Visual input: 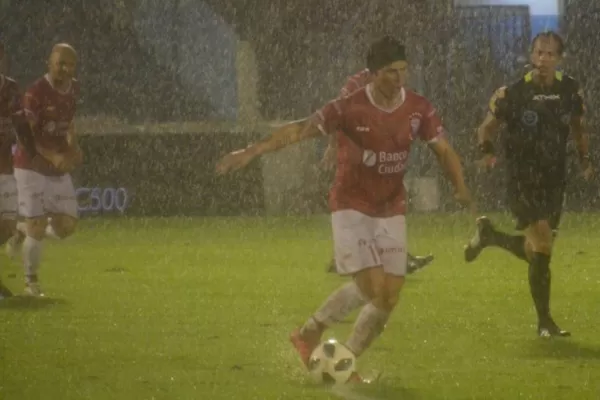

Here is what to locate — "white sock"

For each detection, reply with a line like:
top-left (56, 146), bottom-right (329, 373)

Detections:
top-left (45, 224), bottom-right (60, 240)
top-left (16, 221), bottom-right (27, 235)
top-left (344, 303), bottom-right (390, 357)
top-left (301, 282), bottom-right (368, 335)
top-left (23, 236), bottom-right (43, 280)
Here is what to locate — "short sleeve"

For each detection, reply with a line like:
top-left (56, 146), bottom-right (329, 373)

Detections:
top-left (488, 86), bottom-right (508, 120)
top-left (571, 83), bottom-right (585, 117)
top-left (338, 70), bottom-right (368, 98)
top-left (22, 87), bottom-right (41, 122)
top-left (419, 101), bottom-right (445, 143)
top-left (339, 79), bottom-right (360, 98)
top-left (313, 97), bottom-right (345, 136)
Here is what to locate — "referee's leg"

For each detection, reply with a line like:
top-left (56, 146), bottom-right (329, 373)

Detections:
top-left (522, 208), bottom-right (569, 337)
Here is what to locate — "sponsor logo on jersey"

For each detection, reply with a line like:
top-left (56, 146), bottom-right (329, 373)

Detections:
top-left (533, 94), bottom-right (560, 101)
top-left (362, 149), bottom-right (409, 174)
top-left (362, 150), bottom-right (377, 167)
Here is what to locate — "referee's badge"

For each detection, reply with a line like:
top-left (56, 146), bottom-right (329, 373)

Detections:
top-left (521, 110), bottom-right (538, 126)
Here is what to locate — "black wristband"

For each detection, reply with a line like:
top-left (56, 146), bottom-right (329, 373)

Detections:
top-left (478, 140), bottom-right (494, 155)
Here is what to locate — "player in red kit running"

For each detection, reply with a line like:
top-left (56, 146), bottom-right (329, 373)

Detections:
top-left (0, 40), bottom-right (19, 299)
top-left (11, 43), bottom-right (82, 296)
top-left (217, 37), bottom-right (473, 382)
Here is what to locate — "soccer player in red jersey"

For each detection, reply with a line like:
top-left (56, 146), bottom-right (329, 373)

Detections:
top-left (322, 69), bottom-right (434, 274)
top-left (263, 69), bottom-right (436, 275)
top-left (217, 37), bottom-right (473, 382)
top-left (11, 43), bottom-right (82, 296)
top-left (0, 40), bottom-right (18, 299)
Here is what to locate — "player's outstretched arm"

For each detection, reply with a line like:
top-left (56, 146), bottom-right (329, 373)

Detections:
top-left (476, 87), bottom-right (506, 169)
top-left (216, 118), bottom-right (321, 175)
top-left (429, 138), bottom-right (474, 212)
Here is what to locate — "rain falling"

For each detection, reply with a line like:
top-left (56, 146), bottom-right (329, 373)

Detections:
top-left (0, 1), bottom-right (598, 399)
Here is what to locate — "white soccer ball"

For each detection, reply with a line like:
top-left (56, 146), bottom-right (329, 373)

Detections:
top-left (307, 339), bottom-right (356, 385)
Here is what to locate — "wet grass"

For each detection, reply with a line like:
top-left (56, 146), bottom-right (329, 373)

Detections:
top-left (0, 212), bottom-right (599, 399)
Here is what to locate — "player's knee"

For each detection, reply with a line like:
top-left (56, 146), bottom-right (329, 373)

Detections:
top-left (527, 221), bottom-right (554, 254)
top-left (25, 217), bottom-right (47, 240)
top-left (535, 240), bottom-right (553, 255)
top-left (52, 216), bottom-right (77, 238)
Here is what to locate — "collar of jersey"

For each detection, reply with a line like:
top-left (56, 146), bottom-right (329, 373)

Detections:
top-left (524, 70), bottom-right (563, 83)
top-left (365, 83), bottom-right (406, 113)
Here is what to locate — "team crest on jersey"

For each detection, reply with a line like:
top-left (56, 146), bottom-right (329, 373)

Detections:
top-left (521, 110), bottom-right (538, 126)
top-left (409, 112), bottom-right (422, 137)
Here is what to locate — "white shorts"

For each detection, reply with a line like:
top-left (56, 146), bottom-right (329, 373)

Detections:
top-left (14, 168), bottom-right (78, 218)
top-left (332, 210), bottom-right (407, 277)
top-left (0, 174), bottom-right (17, 220)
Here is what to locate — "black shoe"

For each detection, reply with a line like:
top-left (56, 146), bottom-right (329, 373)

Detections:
top-left (407, 254), bottom-right (434, 274)
top-left (464, 216), bottom-right (494, 262)
top-left (326, 258), bottom-right (336, 274)
top-left (538, 318), bottom-right (571, 338)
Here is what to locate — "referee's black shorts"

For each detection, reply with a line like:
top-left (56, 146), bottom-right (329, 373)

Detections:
top-left (508, 182), bottom-right (565, 231)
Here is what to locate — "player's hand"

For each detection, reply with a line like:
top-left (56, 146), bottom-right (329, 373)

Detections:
top-left (216, 148), bottom-right (256, 175)
top-left (40, 149), bottom-right (77, 173)
top-left (52, 155), bottom-right (74, 173)
top-left (475, 155), bottom-right (496, 172)
top-left (320, 145), bottom-right (336, 170)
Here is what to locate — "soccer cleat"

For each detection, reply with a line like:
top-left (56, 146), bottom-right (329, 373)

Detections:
top-left (538, 319), bottom-right (571, 338)
top-left (464, 216), bottom-right (495, 262)
top-left (290, 328), bottom-right (319, 367)
top-left (6, 231), bottom-right (25, 260)
top-left (407, 253), bottom-right (435, 274)
top-left (24, 282), bottom-right (45, 297)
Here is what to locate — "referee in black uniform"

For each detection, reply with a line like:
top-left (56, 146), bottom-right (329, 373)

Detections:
top-left (463, 31), bottom-right (593, 337)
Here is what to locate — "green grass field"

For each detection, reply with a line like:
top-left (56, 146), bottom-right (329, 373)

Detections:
top-left (1, 213), bottom-right (599, 400)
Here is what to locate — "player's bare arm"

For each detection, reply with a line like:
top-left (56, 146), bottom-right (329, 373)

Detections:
top-left (476, 87), bottom-right (506, 169)
top-left (216, 118), bottom-right (320, 174)
top-left (569, 89), bottom-right (593, 179)
top-left (428, 137), bottom-right (473, 209)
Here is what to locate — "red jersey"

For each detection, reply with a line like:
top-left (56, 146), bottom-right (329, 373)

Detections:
top-left (315, 84), bottom-right (445, 217)
top-left (0, 75), bottom-right (19, 174)
top-left (14, 75), bottom-right (79, 176)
